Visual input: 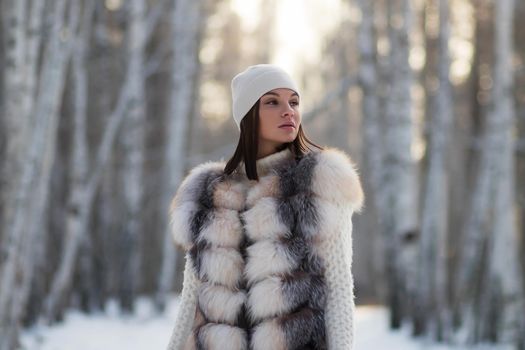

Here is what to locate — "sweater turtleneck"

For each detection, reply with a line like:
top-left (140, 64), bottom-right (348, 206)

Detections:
top-left (236, 147), bottom-right (294, 178)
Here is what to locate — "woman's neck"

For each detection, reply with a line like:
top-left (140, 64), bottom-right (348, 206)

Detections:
top-left (257, 142), bottom-right (284, 159)
top-left (236, 147), bottom-right (293, 177)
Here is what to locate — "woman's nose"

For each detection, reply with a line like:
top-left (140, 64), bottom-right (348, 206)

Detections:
top-left (281, 103), bottom-right (294, 117)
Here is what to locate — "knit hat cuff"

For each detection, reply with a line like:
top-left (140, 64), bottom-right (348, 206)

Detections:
top-left (232, 68), bottom-right (299, 129)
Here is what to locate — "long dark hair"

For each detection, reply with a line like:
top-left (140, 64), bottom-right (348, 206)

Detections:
top-left (224, 100), bottom-right (323, 181)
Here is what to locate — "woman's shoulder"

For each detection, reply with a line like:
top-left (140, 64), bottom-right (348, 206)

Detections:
top-left (172, 160), bottom-right (226, 203)
top-left (306, 147), bottom-right (365, 212)
top-left (169, 160), bottom-right (226, 250)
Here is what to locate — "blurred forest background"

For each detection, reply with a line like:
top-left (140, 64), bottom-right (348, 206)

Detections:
top-left (1, 0), bottom-right (524, 349)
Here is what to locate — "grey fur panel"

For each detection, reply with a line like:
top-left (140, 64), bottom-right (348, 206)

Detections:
top-left (282, 308), bottom-right (326, 349)
top-left (281, 271), bottom-right (326, 311)
top-left (188, 170), bottom-right (224, 274)
top-left (274, 153), bottom-right (327, 349)
top-left (277, 153), bottom-right (319, 238)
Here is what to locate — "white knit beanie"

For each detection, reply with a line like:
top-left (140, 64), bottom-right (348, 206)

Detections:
top-left (231, 64), bottom-right (300, 130)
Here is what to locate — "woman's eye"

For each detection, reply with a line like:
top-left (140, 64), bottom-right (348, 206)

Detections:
top-left (264, 99), bottom-right (298, 106)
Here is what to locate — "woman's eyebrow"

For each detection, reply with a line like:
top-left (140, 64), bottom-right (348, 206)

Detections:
top-left (262, 91), bottom-right (299, 98)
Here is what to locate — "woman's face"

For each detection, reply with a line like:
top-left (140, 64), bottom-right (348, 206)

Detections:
top-left (257, 88), bottom-right (301, 155)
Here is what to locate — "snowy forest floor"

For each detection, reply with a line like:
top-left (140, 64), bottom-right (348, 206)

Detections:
top-left (20, 296), bottom-right (506, 350)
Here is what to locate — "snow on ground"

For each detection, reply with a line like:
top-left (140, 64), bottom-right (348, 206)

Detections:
top-left (20, 297), bottom-right (506, 350)
top-left (353, 305), bottom-right (506, 350)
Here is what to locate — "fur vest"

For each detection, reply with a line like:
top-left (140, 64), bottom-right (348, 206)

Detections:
top-left (170, 147), bottom-right (364, 350)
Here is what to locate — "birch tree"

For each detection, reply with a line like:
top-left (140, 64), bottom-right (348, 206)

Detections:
top-left (43, 0), bottom-right (99, 322)
top-left (0, 0), bottom-right (76, 347)
top-left (454, 0), bottom-right (523, 345)
top-left (156, 0), bottom-right (206, 309)
top-left (43, 0), bottom-right (164, 320)
top-left (0, 0), bottom-right (29, 234)
top-left (357, 0), bottom-right (388, 302)
top-left (117, 0), bottom-right (148, 312)
top-left (415, 0), bottom-right (453, 340)
top-left (476, 0), bottom-right (524, 345)
top-left (0, 1), bottom-right (30, 345)
top-left (382, 0), bottom-right (417, 328)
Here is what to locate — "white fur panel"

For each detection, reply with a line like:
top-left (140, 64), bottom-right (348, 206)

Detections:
top-left (198, 283), bottom-right (246, 324)
top-left (242, 197), bottom-right (289, 241)
top-left (200, 248), bottom-right (244, 288)
top-left (198, 323), bottom-right (247, 350)
top-left (244, 241), bottom-right (297, 285)
top-left (213, 179), bottom-right (246, 211)
top-left (311, 148), bottom-right (364, 212)
top-left (251, 319), bottom-right (286, 350)
top-left (169, 200), bottom-right (196, 250)
top-left (196, 208), bottom-right (243, 248)
top-left (247, 276), bottom-right (289, 322)
top-left (245, 174), bottom-right (280, 208)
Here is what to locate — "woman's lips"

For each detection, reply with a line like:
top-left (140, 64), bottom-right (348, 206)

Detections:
top-left (279, 124), bottom-right (295, 130)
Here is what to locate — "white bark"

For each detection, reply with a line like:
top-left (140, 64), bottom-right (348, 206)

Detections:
top-left (455, 0), bottom-right (523, 345)
top-left (382, 0), bottom-right (417, 328)
top-left (0, 0), bottom-right (45, 332)
top-left (478, 0), bottom-right (523, 344)
top-left (118, 0), bottom-right (147, 311)
top-left (43, 0), bottom-right (96, 322)
top-left (43, 0), bottom-right (153, 319)
top-left (0, 0), bottom-right (28, 263)
top-left (0, 1), bottom-right (28, 345)
top-left (357, 0), bottom-right (387, 303)
top-left (416, 0), bottom-right (452, 340)
top-left (0, 0), bottom-right (28, 214)
top-left (156, 0), bottom-right (204, 309)
top-left (0, 0), bottom-right (73, 347)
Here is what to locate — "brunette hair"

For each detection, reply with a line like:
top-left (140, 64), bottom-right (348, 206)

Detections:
top-left (224, 100), bottom-right (323, 181)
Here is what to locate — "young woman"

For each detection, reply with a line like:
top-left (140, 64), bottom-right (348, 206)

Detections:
top-left (166, 64), bottom-right (364, 350)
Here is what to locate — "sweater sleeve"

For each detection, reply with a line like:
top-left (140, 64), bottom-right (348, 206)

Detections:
top-left (166, 252), bottom-right (200, 350)
top-left (317, 202), bottom-right (356, 350)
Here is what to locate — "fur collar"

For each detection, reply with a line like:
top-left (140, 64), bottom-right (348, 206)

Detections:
top-left (169, 146), bottom-right (364, 252)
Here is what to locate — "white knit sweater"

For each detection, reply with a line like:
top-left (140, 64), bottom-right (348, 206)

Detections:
top-left (167, 147), bottom-right (361, 349)
top-left (167, 205), bottom-right (356, 350)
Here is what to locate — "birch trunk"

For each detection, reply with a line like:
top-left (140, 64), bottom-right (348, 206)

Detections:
top-left (43, 0), bottom-right (96, 322)
top-left (0, 0), bottom-right (28, 231)
top-left (118, 0), bottom-right (147, 312)
top-left (0, 0), bottom-right (28, 238)
top-left (67, 0), bottom-right (93, 311)
top-left (0, 0), bottom-right (44, 329)
top-left (330, 41), bottom-right (351, 150)
top-left (156, 0), bottom-right (205, 310)
top-left (357, 0), bottom-right (387, 303)
top-left (0, 0), bottom-right (73, 347)
top-left (415, 0), bottom-right (452, 340)
top-left (517, 3), bottom-right (525, 344)
top-left (0, 0), bottom-right (29, 345)
top-left (453, 9), bottom-right (496, 347)
top-left (383, 0), bottom-right (417, 328)
top-left (454, 0), bottom-right (523, 345)
top-left (477, 0), bottom-right (523, 345)
top-left (17, 0), bottom-right (80, 325)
